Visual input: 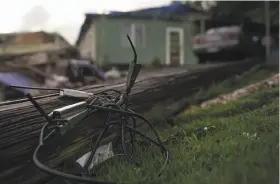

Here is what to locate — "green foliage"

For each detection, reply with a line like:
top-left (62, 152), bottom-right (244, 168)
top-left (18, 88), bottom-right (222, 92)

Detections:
top-left (94, 86), bottom-right (279, 183)
top-left (170, 65), bottom-right (276, 112)
top-left (186, 1), bottom-right (279, 25)
top-left (210, 1), bottom-right (279, 24)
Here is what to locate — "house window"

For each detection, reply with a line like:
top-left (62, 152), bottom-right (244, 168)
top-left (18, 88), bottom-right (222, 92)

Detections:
top-left (121, 23), bottom-right (146, 48)
top-left (121, 23), bottom-right (134, 47)
top-left (135, 24), bottom-right (146, 48)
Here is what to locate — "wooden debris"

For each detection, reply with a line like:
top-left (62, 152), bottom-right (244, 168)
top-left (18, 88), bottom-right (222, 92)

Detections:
top-left (200, 73), bottom-right (279, 108)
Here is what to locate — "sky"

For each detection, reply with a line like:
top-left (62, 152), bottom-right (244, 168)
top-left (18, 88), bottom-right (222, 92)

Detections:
top-left (0, 0), bottom-right (172, 44)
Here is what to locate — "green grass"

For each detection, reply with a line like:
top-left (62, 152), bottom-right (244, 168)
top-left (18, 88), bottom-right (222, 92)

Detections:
top-left (83, 66), bottom-right (278, 183)
top-left (192, 65), bottom-right (277, 100)
top-left (96, 87), bottom-right (279, 184)
top-left (165, 65), bottom-right (277, 115)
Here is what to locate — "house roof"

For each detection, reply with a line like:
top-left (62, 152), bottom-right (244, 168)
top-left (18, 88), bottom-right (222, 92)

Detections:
top-left (76, 1), bottom-right (206, 46)
top-left (0, 31), bottom-right (71, 46)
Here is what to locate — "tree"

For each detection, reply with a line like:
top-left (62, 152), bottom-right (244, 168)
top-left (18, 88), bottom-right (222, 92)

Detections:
top-left (209, 1), bottom-right (279, 25)
top-left (185, 1), bottom-right (279, 25)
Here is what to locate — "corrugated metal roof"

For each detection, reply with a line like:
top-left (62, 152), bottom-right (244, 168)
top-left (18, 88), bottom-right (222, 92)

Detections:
top-left (0, 73), bottom-right (32, 94)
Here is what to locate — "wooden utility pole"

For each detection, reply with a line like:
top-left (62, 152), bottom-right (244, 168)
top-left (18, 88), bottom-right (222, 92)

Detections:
top-left (200, 19), bottom-right (205, 34)
top-left (264, 1), bottom-right (270, 61)
top-left (0, 60), bottom-right (258, 184)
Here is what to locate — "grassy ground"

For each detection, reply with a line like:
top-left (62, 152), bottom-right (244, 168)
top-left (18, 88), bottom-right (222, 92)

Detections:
top-left (93, 66), bottom-right (279, 184)
top-left (97, 87), bottom-right (279, 184)
top-left (166, 65), bottom-right (278, 115)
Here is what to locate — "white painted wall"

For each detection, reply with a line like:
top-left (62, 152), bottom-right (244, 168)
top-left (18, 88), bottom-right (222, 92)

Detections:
top-left (78, 22), bottom-right (96, 60)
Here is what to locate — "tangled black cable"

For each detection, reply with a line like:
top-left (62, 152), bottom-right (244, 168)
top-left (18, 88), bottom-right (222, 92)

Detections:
top-left (23, 35), bottom-right (169, 184)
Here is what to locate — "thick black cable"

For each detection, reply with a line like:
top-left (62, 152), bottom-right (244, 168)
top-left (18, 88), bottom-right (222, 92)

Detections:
top-left (85, 103), bottom-right (169, 180)
top-left (33, 123), bottom-right (115, 184)
top-left (9, 85), bottom-right (60, 91)
top-left (27, 34), bottom-right (169, 184)
top-left (30, 96), bottom-right (169, 184)
top-left (118, 124), bottom-right (169, 177)
top-left (26, 93), bottom-right (53, 124)
top-left (32, 108), bottom-right (169, 184)
top-left (121, 121), bottom-right (139, 166)
top-left (102, 121), bottom-right (169, 181)
top-left (86, 104), bottom-right (164, 144)
top-left (84, 124), bottom-right (110, 170)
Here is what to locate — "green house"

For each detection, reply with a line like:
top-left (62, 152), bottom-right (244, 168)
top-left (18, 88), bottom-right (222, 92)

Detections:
top-left (76, 1), bottom-right (208, 67)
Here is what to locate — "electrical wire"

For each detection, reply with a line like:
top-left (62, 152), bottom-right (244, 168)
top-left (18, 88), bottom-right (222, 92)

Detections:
top-left (33, 123), bottom-right (115, 184)
top-left (29, 88), bottom-right (169, 184)
top-left (9, 85), bottom-right (61, 91)
top-left (26, 35), bottom-right (169, 184)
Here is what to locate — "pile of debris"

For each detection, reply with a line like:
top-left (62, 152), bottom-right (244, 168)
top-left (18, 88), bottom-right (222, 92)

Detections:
top-left (0, 47), bottom-right (124, 101)
top-left (200, 73), bottom-right (279, 108)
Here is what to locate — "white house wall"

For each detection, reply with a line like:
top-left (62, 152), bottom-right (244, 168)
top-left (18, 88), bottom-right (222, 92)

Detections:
top-left (184, 21), bottom-right (198, 64)
top-left (78, 22), bottom-right (96, 60)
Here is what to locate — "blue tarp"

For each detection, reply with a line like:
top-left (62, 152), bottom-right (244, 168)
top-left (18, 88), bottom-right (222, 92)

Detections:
top-left (130, 1), bottom-right (186, 15)
top-left (88, 1), bottom-right (188, 18)
top-left (0, 72), bottom-right (32, 94)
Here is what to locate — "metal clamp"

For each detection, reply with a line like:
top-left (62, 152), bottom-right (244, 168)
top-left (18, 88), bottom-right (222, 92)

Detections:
top-left (49, 101), bottom-right (89, 135)
top-left (59, 89), bottom-right (93, 99)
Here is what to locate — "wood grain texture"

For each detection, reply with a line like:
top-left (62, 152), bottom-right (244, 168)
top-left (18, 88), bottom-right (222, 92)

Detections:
top-left (0, 60), bottom-right (257, 184)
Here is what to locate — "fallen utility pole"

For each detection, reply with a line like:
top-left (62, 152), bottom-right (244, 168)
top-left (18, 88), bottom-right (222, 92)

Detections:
top-left (0, 59), bottom-right (258, 184)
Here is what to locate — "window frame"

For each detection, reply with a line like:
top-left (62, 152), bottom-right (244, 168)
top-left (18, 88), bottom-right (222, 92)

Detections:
top-left (121, 23), bottom-right (146, 48)
top-left (135, 23), bottom-right (146, 48)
